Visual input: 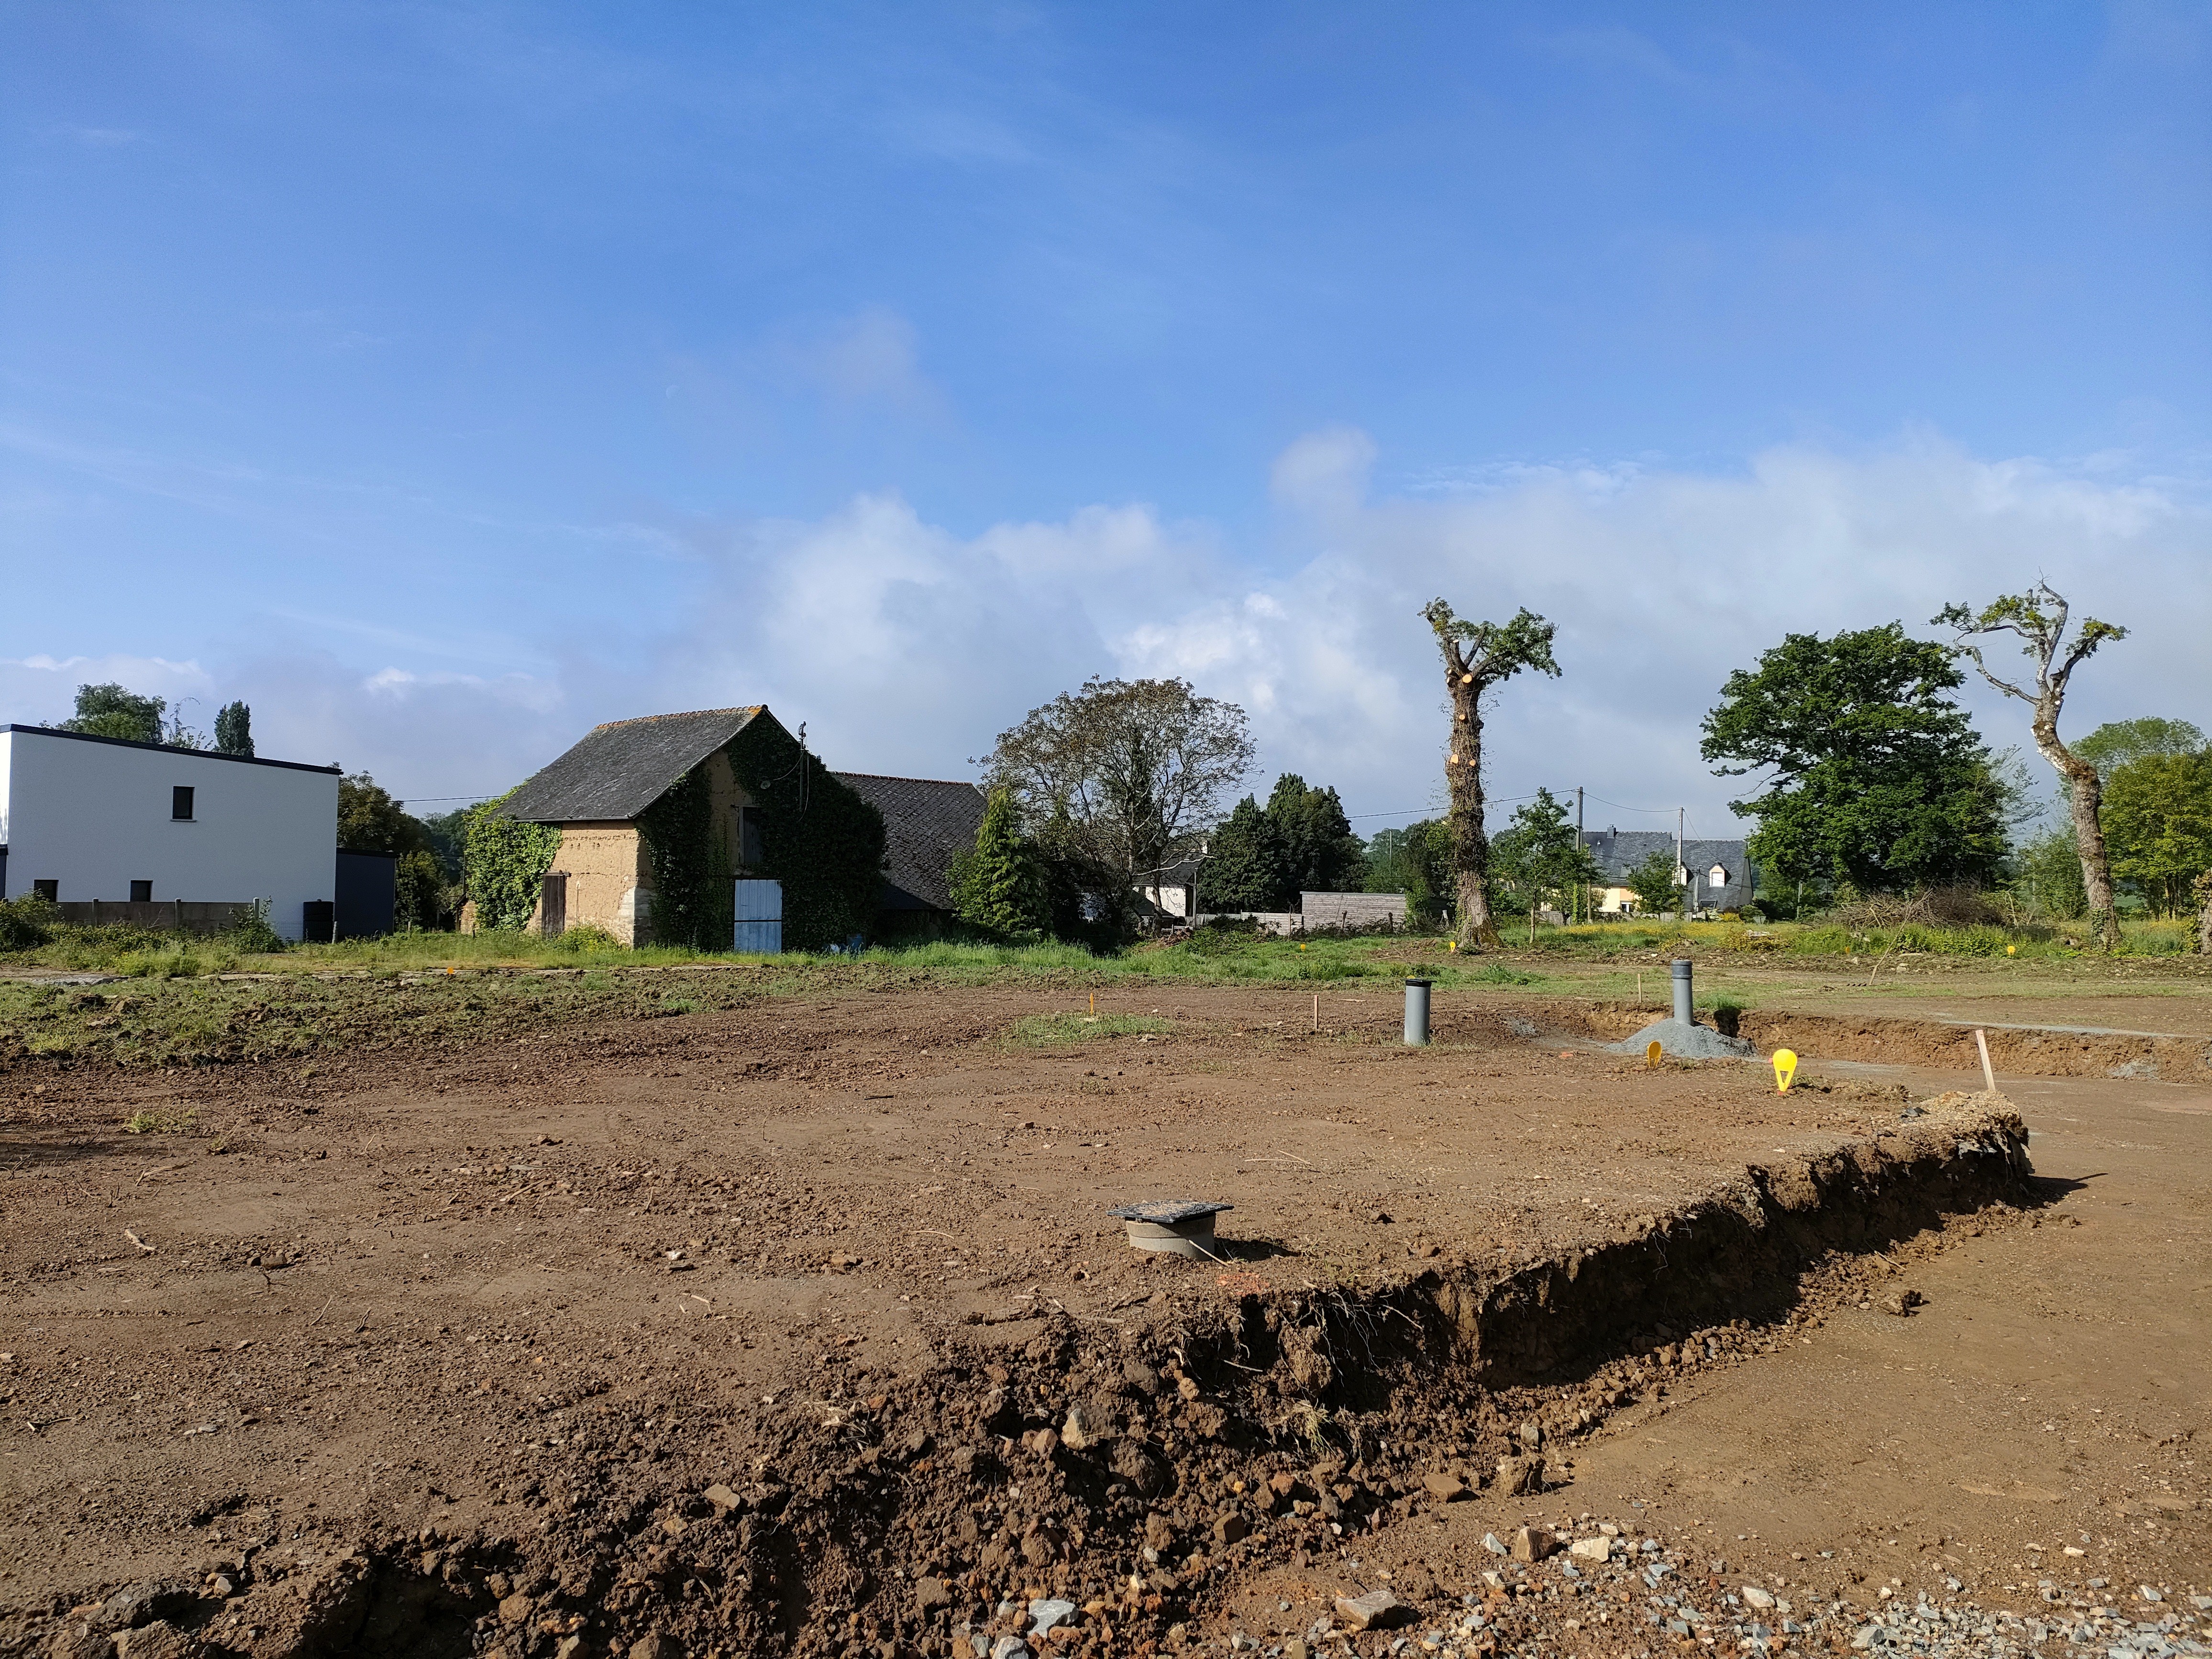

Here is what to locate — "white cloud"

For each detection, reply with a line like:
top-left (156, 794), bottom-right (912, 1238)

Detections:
top-left (4, 433), bottom-right (2203, 835)
top-left (1268, 425), bottom-right (1375, 515)
top-left (778, 306), bottom-right (941, 413)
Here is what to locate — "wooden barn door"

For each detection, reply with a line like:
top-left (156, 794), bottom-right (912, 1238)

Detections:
top-left (540, 872), bottom-right (567, 939)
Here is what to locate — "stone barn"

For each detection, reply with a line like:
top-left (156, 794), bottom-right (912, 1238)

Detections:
top-left (482, 705), bottom-right (885, 950)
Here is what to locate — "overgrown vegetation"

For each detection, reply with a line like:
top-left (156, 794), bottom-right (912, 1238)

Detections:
top-left (634, 764), bottom-right (727, 949)
top-left (725, 719), bottom-right (886, 951)
top-left (462, 789), bottom-right (564, 931)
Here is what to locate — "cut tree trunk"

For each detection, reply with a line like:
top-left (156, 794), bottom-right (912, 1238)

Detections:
top-left (2196, 874), bottom-right (2212, 957)
top-left (2035, 712), bottom-right (2119, 950)
top-left (1448, 685), bottom-right (1503, 951)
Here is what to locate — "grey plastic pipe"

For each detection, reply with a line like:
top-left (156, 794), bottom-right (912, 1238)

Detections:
top-left (1671, 957), bottom-right (1694, 1025)
top-left (1404, 978), bottom-right (1432, 1046)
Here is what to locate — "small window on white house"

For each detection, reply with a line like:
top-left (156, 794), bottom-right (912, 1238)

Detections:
top-left (172, 785), bottom-right (195, 821)
top-left (1709, 864), bottom-right (1728, 888)
top-left (130, 880), bottom-right (153, 902)
top-left (33, 879), bottom-right (58, 902)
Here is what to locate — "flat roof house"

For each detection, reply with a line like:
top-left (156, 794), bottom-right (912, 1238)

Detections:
top-left (0, 724), bottom-right (340, 940)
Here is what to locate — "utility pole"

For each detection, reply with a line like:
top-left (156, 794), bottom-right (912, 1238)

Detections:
top-left (1678, 807), bottom-right (1688, 923)
top-left (1575, 786), bottom-right (1585, 924)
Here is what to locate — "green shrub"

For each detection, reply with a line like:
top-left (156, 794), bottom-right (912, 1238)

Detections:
top-left (0, 894), bottom-right (59, 951)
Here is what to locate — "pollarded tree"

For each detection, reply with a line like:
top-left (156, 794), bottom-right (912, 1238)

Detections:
top-left (1934, 584), bottom-right (2127, 948)
top-left (1421, 599), bottom-right (1560, 950)
top-left (1702, 623), bottom-right (2008, 896)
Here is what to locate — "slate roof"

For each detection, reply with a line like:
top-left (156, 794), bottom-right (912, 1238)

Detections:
top-left (499, 707), bottom-right (770, 823)
top-left (1581, 828), bottom-right (1757, 907)
top-left (833, 772), bottom-right (986, 913)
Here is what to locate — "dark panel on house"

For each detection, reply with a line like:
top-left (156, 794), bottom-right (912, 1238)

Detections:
top-left (831, 772), bottom-right (986, 914)
top-left (335, 849), bottom-right (398, 939)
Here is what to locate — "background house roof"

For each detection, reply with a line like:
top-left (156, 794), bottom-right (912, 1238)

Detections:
top-left (499, 706), bottom-right (768, 823)
top-left (833, 772), bottom-right (984, 913)
top-left (1581, 828), bottom-right (1757, 900)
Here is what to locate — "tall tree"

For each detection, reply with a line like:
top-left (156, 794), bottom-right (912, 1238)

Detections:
top-left (1487, 787), bottom-right (1604, 943)
top-left (1702, 623), bottom-right (2007, 895)
top-left (2072, 717), bottom-right (2203, 779)
top-left (1422, 600), bottom-right (1560, 949)
top-left (2101, 750), bottom-right (2212, 919)
top-left (1935, 584), bottom-right (2128, 947)
top-left (59, 683), bottom-right (165, 744)
top-left (214, 700), bottom-right (254, 756)
top-left (1195, 796), bottom-right (1284, 911)
top-left (1266, 774), bottom-right (1367, 896)
top-left (1362, 820), bottom-right (1454, 924)
top-left (1625, 849), bottom-right (1686, 918)
top-left (948, 788), bottom-right (1048, 936)
top-left (983, 676), bottom-right (1254, 882)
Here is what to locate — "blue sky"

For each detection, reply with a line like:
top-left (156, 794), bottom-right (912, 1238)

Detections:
top-left (4, 3), bottom-right (2208, 836)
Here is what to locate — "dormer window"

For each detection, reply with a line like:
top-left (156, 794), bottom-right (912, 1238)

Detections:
top-left (1708, 863), bottom-right (1728, 887)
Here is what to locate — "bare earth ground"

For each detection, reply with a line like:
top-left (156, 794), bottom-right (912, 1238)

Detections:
top-left (1, 975), bottom-right (2207, 1659)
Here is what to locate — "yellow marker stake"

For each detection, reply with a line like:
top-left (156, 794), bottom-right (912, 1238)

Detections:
top-left (1448, 940), bottom-right (1457, 952)
top-left (1090, 992), bottom-right (1095, 1016)
top-left (1773, 1048), bottom-right (1799, 1094)
top-left (1646, 1039), bottom-right (1662, 1069)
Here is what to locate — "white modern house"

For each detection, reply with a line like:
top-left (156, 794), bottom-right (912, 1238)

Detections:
top-left (0, 726), bottom-right (341, 941)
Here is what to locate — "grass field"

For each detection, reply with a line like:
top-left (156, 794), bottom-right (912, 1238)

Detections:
top-left (2, 911), bottom-right (2206, 1069)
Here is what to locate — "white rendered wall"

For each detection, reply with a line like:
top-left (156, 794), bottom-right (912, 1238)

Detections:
top-left (0, 730), bottom-right (339, 940)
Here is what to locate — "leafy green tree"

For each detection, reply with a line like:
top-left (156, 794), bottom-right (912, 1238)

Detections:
top-left (2012, 825), bottom-right (2088, 920)
top-left (338, 773), bottom-right (456, 931)
top-left (1423, 599), bottom-right (1561, 949)
top-left (1266, 774), bottom-right (1366, 896)
top-left (949, 788), bottom-right (1048, 935)
top-left (1196, 796), bottom-right (1285, 911)
top-left (1487, 787), bottom-right (1604, 941)
top-left (983, 676), bottom-right (1254, 880)
top-left (1624, 849), bottom-right (1685, 918)
top-left (1361, 820), bottom-right (1454, 924)
top-left (213, 700), bottom-right (254, 756)
top-left (2073, 718), bottom-right (2203, 780)
top-left (1702, 623), bottom-right (2007, 894)
top-left (2102, 751), bottom-right (2212, 918)
top-left (60, 682), bottom-right (166, 743)
top-left (1935, 583), bottom-right (2127, 947)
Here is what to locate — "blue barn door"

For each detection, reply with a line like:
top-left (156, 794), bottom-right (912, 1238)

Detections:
top-left (732, 878), bottom-right (783, 954)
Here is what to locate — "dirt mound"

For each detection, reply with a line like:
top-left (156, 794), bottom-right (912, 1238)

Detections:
top-left (0, 1076), bottom-right (2030, 1658)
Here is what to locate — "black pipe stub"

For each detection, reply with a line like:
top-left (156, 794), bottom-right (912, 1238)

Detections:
top-left (1107, 1199), bottom-right (1233, 1258)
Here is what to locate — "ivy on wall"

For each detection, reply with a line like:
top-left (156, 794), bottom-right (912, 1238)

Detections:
top-left (726, 721), bottom-right (886, 951)
top-left (465, 789), bottom-right (563, 931)
top-left (635, 766), bottom-right (727, 950)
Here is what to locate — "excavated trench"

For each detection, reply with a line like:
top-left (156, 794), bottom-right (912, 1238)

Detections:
top-left (48, 1093), bottom-right (2042, 1659)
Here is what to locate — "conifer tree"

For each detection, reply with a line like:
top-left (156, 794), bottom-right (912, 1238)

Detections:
top-left (950, 788), bottom-right (1046, 935)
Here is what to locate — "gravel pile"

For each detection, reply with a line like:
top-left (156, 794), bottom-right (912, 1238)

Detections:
top-left (1605, 1017), bottom-right (1756, 1060)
